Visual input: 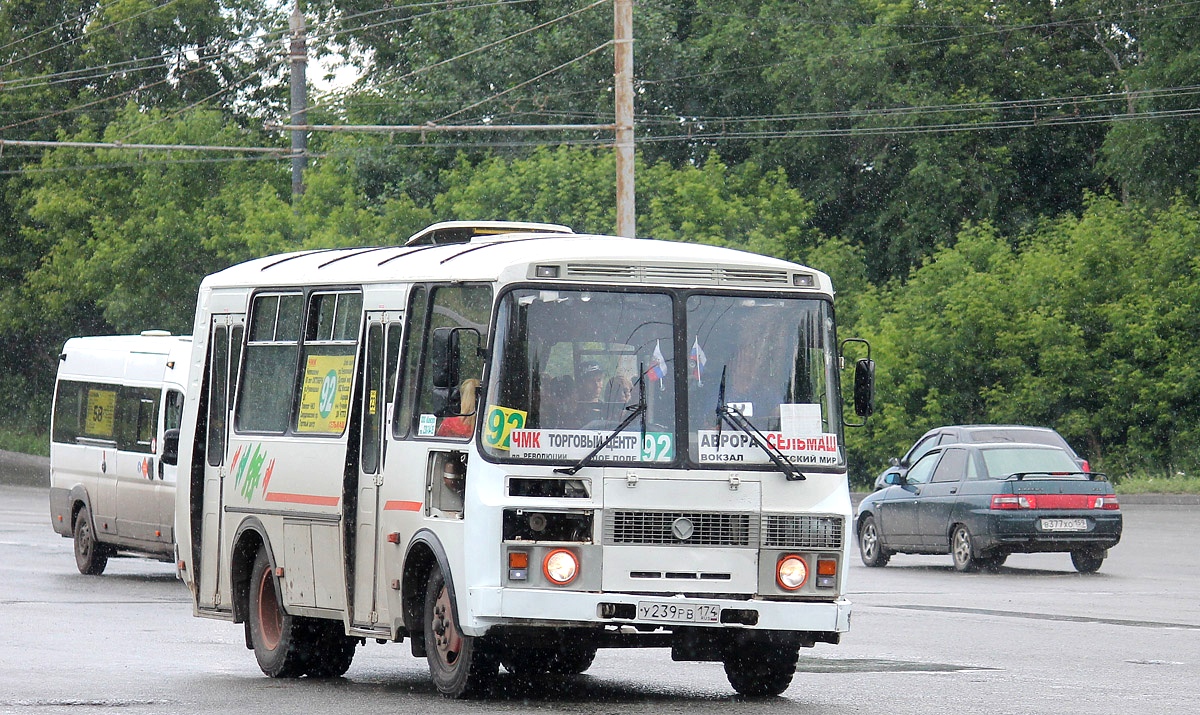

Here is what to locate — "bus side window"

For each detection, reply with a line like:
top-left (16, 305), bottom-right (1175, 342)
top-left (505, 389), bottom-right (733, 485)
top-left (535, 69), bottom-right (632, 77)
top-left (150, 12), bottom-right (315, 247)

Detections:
top-left (416, 285), bottom-right (491, 437)
top-left (237, 293), bottom-right (303, 434)
top-left (395, 286), bottom-right (428, 438)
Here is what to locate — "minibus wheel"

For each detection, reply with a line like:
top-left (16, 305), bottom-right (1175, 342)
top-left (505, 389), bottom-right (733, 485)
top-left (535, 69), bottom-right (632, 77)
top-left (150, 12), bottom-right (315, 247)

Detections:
top-left (73, 509), bottom-right (109, 576)
top-left (248, 547), bottom-right (310, 677)
top-left (423, 568), bottom-right (498, 697)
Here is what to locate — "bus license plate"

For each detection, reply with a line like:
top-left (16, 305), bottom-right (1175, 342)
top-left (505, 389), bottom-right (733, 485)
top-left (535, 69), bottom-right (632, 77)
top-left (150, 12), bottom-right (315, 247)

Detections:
top-left (637, 601), bottom-right (720, 624)
top-left (1040, 518), bottom-right (1087, 532)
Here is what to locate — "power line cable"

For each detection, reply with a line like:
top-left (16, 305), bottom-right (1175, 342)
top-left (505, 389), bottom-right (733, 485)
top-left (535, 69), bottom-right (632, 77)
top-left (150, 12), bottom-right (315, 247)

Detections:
top-left (0, 0), bottom-right (183, 72)
top-left (307, 0), bottom-right (609, 114)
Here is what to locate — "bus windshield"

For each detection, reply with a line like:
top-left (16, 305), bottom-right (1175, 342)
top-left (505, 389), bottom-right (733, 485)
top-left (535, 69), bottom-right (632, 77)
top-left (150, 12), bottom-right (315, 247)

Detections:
top-left (482, 287), bottom-right (844, 470)
top-left (686, 294), bottom-right (843, 469)
top-left (483, 288), bottom-right (676, 464)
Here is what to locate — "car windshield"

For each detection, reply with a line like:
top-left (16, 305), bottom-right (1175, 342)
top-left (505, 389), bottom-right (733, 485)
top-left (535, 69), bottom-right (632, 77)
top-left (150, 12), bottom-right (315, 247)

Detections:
top-left (980, 446), bottom-right (1082, 478)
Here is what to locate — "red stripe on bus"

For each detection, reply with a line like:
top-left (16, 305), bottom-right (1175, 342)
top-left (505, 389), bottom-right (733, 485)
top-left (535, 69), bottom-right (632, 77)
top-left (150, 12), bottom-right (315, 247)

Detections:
top-left (264, 492), bottom-right (340, 507)
top-left (384, 500), bottom-right (423, 512)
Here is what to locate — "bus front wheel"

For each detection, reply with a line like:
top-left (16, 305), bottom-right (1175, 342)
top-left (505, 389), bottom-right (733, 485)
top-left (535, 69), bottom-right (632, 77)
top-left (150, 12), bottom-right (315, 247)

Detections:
top-left (424, 568), bottom-right (498, 698)
top-left (723, 640), bottom-right (799, 697)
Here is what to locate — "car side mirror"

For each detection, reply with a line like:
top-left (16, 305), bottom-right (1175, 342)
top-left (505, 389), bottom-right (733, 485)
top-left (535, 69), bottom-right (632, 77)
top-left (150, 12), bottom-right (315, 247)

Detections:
top-left (884, 472), bottom-right (904, 486)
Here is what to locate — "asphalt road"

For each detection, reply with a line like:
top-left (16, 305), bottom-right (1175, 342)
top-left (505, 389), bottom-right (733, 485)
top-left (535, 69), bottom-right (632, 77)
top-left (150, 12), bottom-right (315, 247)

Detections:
top-left (2, 464), bottom-right (1198, 714)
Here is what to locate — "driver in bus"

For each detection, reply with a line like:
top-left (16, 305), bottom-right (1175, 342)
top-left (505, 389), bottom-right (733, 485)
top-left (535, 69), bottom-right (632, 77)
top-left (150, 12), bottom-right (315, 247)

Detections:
top-left (575, 361), bottom-right (606, 402)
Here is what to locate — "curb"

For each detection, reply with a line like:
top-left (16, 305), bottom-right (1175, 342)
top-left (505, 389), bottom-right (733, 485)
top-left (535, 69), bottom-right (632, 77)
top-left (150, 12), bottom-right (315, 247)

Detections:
top-left (0, 450), bottom-right (49, 488)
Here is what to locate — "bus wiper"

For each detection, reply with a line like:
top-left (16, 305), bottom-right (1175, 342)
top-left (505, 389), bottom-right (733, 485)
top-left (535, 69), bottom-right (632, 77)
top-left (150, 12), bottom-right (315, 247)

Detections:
top-left (715, 366), bottom-right (805, 481)
top-left (555, 371), bottom-right (647, 476)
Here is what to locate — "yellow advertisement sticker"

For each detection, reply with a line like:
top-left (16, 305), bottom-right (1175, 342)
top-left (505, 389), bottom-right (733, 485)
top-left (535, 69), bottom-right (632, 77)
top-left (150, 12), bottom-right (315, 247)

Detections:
top-left (296, 354), bottom-right (355, 434)
top-left (84, 388), bottom-right (116, 438)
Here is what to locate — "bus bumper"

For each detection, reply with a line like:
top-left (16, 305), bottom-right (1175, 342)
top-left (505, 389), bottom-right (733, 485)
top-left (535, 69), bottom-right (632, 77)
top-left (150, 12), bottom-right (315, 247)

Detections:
top-left (466, 586), bottom-right (851, 635)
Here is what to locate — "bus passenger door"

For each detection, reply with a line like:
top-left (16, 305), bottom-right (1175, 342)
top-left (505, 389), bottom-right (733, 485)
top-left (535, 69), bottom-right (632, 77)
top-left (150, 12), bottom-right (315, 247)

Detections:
top-left (199, 315), bottom-right (243, 611)
top-left (351, 312), bottom-right (396, 631)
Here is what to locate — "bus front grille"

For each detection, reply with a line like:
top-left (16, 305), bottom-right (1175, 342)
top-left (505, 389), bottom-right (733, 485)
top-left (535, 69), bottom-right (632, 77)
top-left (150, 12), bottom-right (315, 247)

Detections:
top-left (761, 514), bottom-right (844, 549)
top-left (604, 511), bottom-right (756, 546)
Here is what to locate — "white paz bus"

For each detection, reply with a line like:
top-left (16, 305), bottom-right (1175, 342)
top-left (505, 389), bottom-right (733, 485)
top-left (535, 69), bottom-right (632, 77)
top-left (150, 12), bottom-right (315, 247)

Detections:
top-left (174, 221), bottom-right (874, 697)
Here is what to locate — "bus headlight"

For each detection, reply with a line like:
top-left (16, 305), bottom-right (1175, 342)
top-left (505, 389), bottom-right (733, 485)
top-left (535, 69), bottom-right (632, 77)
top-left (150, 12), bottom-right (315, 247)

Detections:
top-left (776, 554), bottom-right (808, 590)
top-left (543, 548), bottom-right (579, 585)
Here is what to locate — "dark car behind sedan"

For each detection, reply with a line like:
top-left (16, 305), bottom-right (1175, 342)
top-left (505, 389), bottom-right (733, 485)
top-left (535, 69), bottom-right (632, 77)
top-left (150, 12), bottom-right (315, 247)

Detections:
top-left (872, 424), bottom-right (1086, 490)
top-left (856, 443), bottom-right (1121, 573)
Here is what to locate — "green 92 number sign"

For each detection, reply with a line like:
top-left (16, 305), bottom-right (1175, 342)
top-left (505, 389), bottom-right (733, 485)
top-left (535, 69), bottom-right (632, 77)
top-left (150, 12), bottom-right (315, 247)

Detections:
top-left (483, 405), bottom-right (527, 450)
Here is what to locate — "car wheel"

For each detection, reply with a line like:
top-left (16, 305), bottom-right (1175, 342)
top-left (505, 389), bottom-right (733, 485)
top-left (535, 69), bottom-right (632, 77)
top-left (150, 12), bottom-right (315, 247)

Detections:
top-left (73, 509), bottom-right (110, 575)
top-left (950, 525), bottom-right (980, 572)
top-left (424, 568), bottom-right (498, 698)
top-left (1070, 548), bottom-right (1106, 574)
top-left (858, 515), bottom-right (891, 567)
top-left (979, 552), bottom-right (1008, 571)
top-left (723, 640), bottom-right (798, 697)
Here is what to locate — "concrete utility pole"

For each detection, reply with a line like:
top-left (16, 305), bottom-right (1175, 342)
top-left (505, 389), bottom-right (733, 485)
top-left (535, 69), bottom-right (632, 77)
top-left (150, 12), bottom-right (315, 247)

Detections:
top-left (614, 0), bottom-right (634, 237)
top-left (289, 2), bottom-right (308, 198)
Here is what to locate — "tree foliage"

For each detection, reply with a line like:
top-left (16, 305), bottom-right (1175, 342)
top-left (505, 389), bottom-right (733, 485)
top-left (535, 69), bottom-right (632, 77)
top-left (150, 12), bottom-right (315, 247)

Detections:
top-left (3, 0), bottom-right (1200, 479)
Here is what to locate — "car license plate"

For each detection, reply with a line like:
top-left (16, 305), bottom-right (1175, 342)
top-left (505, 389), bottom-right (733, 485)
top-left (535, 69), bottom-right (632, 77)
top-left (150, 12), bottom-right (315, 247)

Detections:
top-left (1040, 518), bottom-right (1087, 532)
top-left (636, 601), bottom-right (720, 624)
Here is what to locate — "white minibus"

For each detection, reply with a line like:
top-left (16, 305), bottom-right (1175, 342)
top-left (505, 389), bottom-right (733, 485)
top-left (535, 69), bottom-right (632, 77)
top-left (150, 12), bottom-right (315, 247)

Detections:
top-left (49, 332), bottom-right (193, 574)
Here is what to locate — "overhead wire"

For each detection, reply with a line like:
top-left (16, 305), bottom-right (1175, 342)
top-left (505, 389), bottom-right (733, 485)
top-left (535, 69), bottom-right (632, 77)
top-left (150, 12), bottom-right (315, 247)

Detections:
top-left (0, 0), bottom-right (184, 73)
top-left (306, 0), bottom-right (610, 115)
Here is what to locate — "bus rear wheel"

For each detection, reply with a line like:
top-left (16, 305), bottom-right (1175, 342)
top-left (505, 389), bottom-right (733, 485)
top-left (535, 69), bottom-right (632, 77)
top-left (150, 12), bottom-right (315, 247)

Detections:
top-left (248, 547), bottom-right (318, 678)
top-left (424, 568), bottom-right (498, 698)
top-left (73, 509), bottom-right (110, 575)
top-left (304, 620), bottom-right (358, 677)
top-left (723, 640), bottom-right (799, 697)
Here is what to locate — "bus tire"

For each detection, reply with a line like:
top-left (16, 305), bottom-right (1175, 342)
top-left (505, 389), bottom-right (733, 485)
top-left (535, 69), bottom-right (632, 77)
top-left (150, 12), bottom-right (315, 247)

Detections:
top-left (502, 644), bottom-right (598, 676)
top-left (723, 640), bottom-right (798, 697)
top-left (424, 568), bottom-right (498, 698)
top-left (304, 620), bottom-right (357, 678)
top-left (73, 509), bottom-right (109, 575)
top-left (248, 547), bottom-right (310, 678)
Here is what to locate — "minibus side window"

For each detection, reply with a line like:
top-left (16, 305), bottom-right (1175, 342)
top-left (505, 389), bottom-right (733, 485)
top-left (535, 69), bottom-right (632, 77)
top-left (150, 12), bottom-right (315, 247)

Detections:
top-left (294, 291), bottom-right (362, 436)
top-left (130, 391), bottom-right (158, 451)
top-left (415, 284), bottom-right (491, 438)
top-left (395, 286), bottom-right (427, 438)
top-left (237, 293), bottom-right (303, 433)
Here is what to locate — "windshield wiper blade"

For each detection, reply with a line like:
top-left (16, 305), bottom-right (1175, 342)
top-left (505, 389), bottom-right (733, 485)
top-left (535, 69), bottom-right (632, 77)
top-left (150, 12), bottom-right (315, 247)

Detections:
top-left (555, 374), bottom-right (648, 476)
top-left (715, 366), bottom-right (805, 481)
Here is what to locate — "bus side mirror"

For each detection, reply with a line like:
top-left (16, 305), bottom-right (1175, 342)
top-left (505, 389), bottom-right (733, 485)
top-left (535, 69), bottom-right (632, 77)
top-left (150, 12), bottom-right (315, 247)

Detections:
top-left (162, 428), bottom-right (180, 466)
top-left (854, 358), bottom-right (875, 417)
top-left (431, 327), bottom-right (461, 392)
top-left (840, 338), bottom-right (874, 427)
